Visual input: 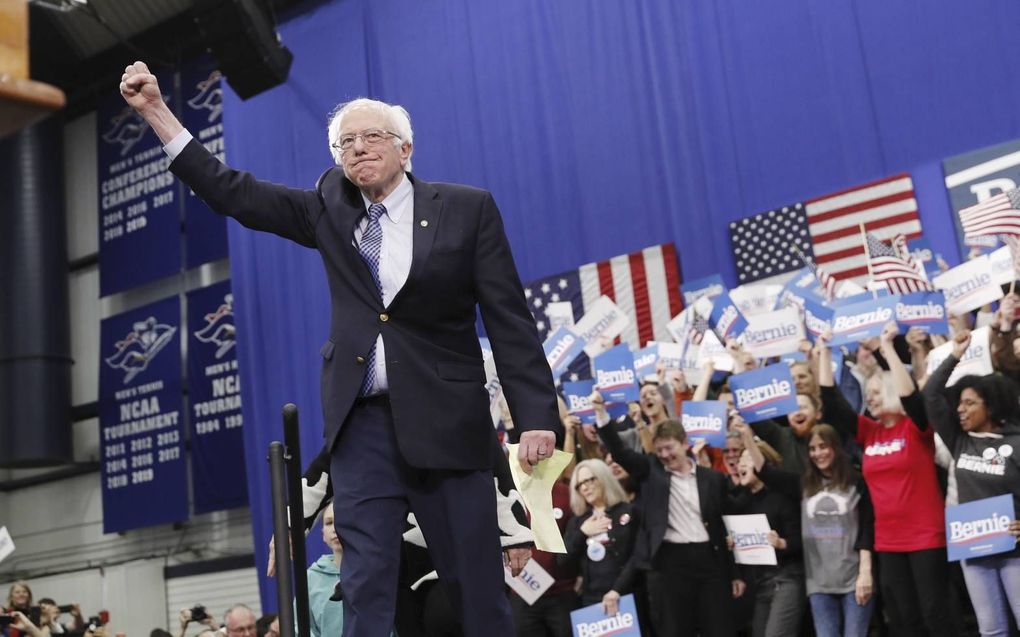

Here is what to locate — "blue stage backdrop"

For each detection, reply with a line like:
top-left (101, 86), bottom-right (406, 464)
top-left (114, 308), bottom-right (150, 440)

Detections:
top-left (215, 0), bottom-right (1020, 608)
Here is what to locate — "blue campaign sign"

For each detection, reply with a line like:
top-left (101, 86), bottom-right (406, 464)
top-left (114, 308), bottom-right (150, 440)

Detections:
top-left (96, 70), bottom-right (181, 296)
top-left (99, 296), bottom-right (188, 533)
top-left (896, 291), bottom-right (949, 335)
top-left (729, 364), bottom-right (799, 423)
top-left (802, 296), bottom-right (834, 343)
top-left (946, 494), bottom-right (1017, 562)
top-left (187, 281), bottom-right (248, 513)
top-left (563, 379), bottom-right (597, 424)
top-left (907, 237), bottom-right (942, 280)
top-left (708, 292), bottom-right (749, 341)
top-left (829, 295), bottom-right (899, 347)
top-left (544, 326), bottom-right (587, 379)
top-left (571, 593), bottom-right (641, 637)
top-left (681, 401), bottom-right (727, 447)
top-left (592, 344), bottom-right (639, 405)
top-left (633, 345), bottom-right (659, 381)
top-left (681, 274), bottom-right (726, 306)
top-left (180, 54), bottom-right (229, 269)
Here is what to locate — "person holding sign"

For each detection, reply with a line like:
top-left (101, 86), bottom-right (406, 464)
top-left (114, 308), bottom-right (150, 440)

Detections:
top-left (923, 329), bottom-right (1020, 636)
top-left (727, 428), bottom-right (805, 637)
top-left (817, 323), bottom-right (953, 637)
top-left (560, 460), bottom-right (640, 619)
top-left (590, 393), bottom-right (743, 637)
top-left (119, 62), bottom-right (561, 637)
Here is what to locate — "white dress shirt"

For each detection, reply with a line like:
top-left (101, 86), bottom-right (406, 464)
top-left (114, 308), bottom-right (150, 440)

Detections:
top-left (163, 129), bottom-right (415, 394)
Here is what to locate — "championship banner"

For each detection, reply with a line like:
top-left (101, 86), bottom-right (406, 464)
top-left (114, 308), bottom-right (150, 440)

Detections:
top-left (180, 55), bottom-right (229, 269)
top-left (543, 326), bottom-right (586, 380)
top-left (741, 307), bottom-right (805, 358)
top-left (592, 344), bottom-right (639, 405)
top-left (990, 245), bottom-right (1016, 286)
top-left (925, 326), bottom-right (993, 387)
top-left (574, 296), bottom-right (631, 357)
top-left (570, 593), bottom-right (641, 637)
top-left (829, 295), bottom-right (899, 347)
top-left (933, 255), bottom-right (1004, 315)
top-left (707, 292), bottom-right (749, 342)
top-left (681, 274), bottom-right (726, 306)
top-left (504, 558), bottom-right (554, 605)
top-left (97, 71), bottom-right (181, 296)
top-left (563, 380), bottom-right (597, 424)
top-left (633, 345), bottom-right (659, 381)
top-left (723, 514), bottom-right (778, 566)
top-left (729, 364), bottom-right (798, 423)
top-left (895, 291), bottom-right (949, 335)
top-left (802, 296), bottom-right (834, 343)
top-left (99, 296), bottom-right (188, 533)
top-left (680, 401), bottom-right (727, 447)
top-left (907, 237), bottom-right (942, 280)
top-left (944, 139), bottom-right (1020, 253)
top-left (946, 494), bottom-right (1017, 562)
top-left (186, 281), bottom-right (248, 513)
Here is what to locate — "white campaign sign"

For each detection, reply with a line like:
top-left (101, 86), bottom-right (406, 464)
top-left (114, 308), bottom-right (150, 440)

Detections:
top-left (545, 301), bottom-right (576, 331)
top-left (695, 330), bottom-right (734, 372)
top-left (0, 527), bottom-right (14, 565)
top-left (933, 255), bottom-right (1004, 315)
top-left (730, 284), bottom-right (783, 317)
top-left (741, 307), bottom-right (805, 358)
top-left (835, 279), bottom-right (867, 298)
top-left (723, 514), bottom-right (777, 566)
top-left (574, 296), bottom-right (631, 357)
top-left (926, 326), bottom-right (994, 387)
top-left (504, 557), bottom-right (554, 605)
top-left (989, 246), bottom-right (1016, 286)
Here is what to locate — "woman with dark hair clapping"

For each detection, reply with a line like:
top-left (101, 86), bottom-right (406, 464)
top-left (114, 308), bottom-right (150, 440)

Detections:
top-left (923, 329), bottom-right (1020, 636)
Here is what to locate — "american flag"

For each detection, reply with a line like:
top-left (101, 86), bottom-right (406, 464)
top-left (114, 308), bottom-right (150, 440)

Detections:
top-left (523, 244), bottom-right (684, 351)
top-left (958, 189), bottom-right (1020, 239)
top-left (865, 232), bottom-right (934, 294)
top-left (729, 174), bottom-right (922, 284)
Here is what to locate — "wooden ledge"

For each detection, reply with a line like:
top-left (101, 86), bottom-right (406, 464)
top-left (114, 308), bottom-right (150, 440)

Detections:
top-left (0, 74), bottom-right (66, 138)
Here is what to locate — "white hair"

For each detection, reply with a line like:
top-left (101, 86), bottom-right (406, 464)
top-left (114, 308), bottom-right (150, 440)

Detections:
top-left (866, 370), bottom-right (904, 416)
top-left (326, 98), bottom-right (414, 171)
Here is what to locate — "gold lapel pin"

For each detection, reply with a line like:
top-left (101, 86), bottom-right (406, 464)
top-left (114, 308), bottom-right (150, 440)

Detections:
top-left (420, 219), bottom-right (429, 228)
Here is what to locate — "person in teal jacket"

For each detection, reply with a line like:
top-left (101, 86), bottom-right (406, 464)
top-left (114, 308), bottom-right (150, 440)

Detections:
top-left (305, 503), bottom-right (343, 637)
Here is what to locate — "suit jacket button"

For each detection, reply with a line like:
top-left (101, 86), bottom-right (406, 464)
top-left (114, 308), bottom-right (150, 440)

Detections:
top-left (379, 313), bottom-right (389, 322)
top-left (356, 356), bottom-right (365, 364)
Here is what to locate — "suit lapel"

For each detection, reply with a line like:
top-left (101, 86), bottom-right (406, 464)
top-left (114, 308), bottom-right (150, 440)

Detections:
top-left (695, 469), bottom-right (712, 520)
top-left (319, 167), bottom-right (380, 305)
top-left (390, 175), bottom-right (442, 308)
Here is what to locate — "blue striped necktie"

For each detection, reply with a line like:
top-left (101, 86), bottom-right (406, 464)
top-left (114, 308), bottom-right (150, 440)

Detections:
top-left (357, 203), bottom-right (386, 395)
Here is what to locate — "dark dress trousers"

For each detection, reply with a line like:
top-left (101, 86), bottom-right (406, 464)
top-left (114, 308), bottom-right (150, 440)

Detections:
top-left (169, 140), bottom-right (560, 636)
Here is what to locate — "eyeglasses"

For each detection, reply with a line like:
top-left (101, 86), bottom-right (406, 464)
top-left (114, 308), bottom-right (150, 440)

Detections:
top-left (575, 476), bottom-right (598, 492)
top-left (332, 129), bottom-right (401, 151)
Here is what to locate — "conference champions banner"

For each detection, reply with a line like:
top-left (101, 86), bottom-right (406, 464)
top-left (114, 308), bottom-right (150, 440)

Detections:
top-left (99, 296), bottom-right (188, 533)
top-left (180, 55), bottom-right (230, 269)
top-left (944, 139), bottom-right (1020, 254)
top-left (96, 71), bottom-right (181, 296)
top-left (945, 494), bottom-right (1017, 562)
top-left (187, 281), bottom-right (248, 513)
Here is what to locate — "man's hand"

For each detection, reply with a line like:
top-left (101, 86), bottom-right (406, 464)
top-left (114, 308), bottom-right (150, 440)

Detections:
top-left (731, 579), bottom-right (746, 599)
top-left (504, 547), bottom-right (531, 577)
top-left (601, 590), bottom-right (621, 616)
top-left (517, 430), bottom-right (556, 474)
top-left (120, 61), bottom-right (165, 114)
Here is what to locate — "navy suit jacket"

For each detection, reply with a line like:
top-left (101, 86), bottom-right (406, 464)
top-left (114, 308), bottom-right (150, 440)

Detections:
top-left (170, 139), bottom-right (560, 470)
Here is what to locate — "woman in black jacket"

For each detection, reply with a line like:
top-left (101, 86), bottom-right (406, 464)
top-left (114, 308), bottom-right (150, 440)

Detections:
top-left (560, 459), bottom-right (639, 616)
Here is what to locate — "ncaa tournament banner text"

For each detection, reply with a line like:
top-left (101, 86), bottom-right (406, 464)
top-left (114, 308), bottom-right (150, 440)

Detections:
top-left (180, 55), bottom-right (229, 269)
top-left (946, 494), bottom-right (1017, 562)
top-left (570, 593), bottom-right (641, 637)
top-left (187, 281), bottom-right (247, 513)
top-left (99, 296), bottom-right (188, 533)
top-left (96, 71), bottom-right (180, 296)
top-left (729, 364), bottom-right (798, 423)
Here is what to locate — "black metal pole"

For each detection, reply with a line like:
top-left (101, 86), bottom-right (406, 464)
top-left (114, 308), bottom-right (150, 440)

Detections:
top-left (283, 404), bottom-right (311, 637)
top-left (269, 442), bottom-right (295, 637)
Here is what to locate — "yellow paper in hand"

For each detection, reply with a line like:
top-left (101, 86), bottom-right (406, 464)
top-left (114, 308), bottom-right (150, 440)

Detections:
top-left (507, 443), bottom-right (573, 553)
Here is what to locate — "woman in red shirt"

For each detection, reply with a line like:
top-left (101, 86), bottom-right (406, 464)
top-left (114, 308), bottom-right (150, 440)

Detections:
top-left (817, 322), bottom-right (951, 637)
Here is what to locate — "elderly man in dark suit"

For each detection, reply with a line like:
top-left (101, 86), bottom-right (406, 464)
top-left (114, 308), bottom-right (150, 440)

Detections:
top-left (120, 61), bottom-right (560, 637)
